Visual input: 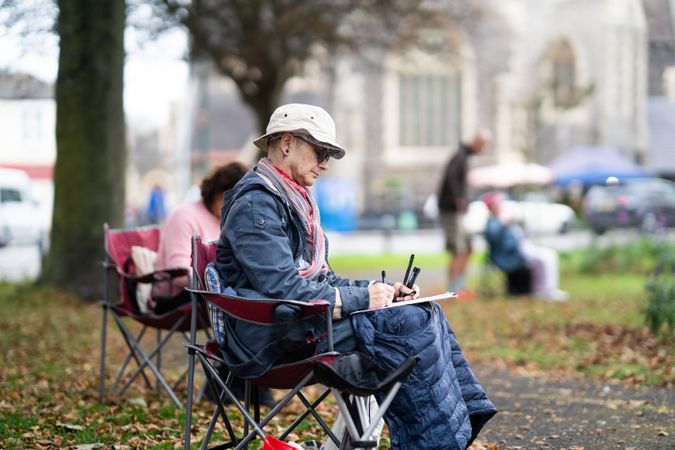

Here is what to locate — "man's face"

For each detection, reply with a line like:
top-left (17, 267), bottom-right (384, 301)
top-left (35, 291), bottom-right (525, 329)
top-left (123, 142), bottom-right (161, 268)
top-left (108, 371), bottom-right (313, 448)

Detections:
top-left (472, 135), bottom-right (488, 154)
top-left (287, 134), bottom-right (330, 187)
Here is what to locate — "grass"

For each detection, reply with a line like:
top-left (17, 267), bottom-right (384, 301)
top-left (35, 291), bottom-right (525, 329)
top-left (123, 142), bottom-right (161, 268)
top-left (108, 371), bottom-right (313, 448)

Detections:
top-left (329, 252), bottom-right (450, 272)
top-left (0, 246), bottom-right (673, 448)
top-left (334, 250), bottom-right (673, 384)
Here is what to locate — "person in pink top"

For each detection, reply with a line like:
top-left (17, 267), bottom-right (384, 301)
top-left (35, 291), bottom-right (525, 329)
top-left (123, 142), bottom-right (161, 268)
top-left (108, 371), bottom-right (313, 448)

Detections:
top-left (151, 162), bottom-right (248, 314)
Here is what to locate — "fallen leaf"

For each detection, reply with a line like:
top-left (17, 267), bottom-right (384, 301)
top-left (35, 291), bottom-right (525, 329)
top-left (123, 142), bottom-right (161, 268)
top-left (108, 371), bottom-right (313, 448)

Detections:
top-left (56, 422), bottom-right (84, 431)
top-left (129, 397), bottom-right (148, 407)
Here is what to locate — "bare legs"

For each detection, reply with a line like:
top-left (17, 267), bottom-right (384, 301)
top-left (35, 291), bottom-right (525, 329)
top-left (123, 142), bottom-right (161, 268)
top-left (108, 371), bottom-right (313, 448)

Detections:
top-left (447, 249), bottom-right (471, 291)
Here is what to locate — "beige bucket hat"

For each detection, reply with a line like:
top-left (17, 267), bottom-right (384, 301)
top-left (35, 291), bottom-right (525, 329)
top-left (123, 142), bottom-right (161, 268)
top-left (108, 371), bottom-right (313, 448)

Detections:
top-left (253, 103), bottom-right (346, 159)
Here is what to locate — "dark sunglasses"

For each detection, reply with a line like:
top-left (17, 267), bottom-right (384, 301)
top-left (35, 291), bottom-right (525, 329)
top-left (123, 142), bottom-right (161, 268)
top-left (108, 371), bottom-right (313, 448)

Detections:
top-left (268, 132), bottom-right (333, 163)
top-left (290, 132), bottom-right (331, 163)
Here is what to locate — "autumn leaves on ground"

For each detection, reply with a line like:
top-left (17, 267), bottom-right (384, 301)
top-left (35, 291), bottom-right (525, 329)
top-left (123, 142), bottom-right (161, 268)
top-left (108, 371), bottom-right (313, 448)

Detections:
top-left (0, 241), bottom-right (673, 449)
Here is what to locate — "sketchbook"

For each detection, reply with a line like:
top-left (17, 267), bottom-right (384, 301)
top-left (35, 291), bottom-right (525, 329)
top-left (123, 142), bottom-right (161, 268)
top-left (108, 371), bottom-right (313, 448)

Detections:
top-left (351, 291), bottom-right (457, 315)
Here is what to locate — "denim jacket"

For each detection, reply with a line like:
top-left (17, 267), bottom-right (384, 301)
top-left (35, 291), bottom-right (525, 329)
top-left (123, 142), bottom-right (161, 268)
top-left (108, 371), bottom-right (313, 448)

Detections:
top-left (484, 215), bottom-right (527, 273)
top-left (213, 169), bottom-right (370, 377)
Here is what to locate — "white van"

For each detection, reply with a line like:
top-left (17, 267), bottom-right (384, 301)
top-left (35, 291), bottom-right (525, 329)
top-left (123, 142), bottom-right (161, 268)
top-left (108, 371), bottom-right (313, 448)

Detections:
top-left (0, 168), bottom-right (43, 247)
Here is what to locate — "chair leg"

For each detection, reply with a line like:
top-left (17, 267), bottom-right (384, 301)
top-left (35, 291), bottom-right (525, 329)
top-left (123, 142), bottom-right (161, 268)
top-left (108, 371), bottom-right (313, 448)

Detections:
top-left (112, 325), bottom-right (153, 392)
top-left (233, 373), bottom-right (317, 449)
top-left (112, 313), bottom-right (182, 407)
top-left (99, 304), bottom-right (108, 402)
top-left (115, 327), bottom-right (156, 393)
top-left (184, 347), bottom-right (197, 450)
top-left (198, 354), bottom-right (243, 449)
top-left (331, 383), bottom-right (402, 450)
top-left (118, 315), bottom-right (187, 396)
top-left (156, 328), bottom-right (162, 395)
top-left (279, 387), bottom-right (339, 446)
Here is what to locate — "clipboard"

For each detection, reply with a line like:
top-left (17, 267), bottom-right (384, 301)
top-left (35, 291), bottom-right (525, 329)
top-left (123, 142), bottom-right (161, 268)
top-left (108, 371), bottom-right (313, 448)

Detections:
top-left (350, 291), bottom-right (457, 315)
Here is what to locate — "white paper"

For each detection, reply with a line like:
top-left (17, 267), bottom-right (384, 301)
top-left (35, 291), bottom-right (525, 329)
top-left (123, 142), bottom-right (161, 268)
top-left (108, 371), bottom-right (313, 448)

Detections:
top-left (350, 291), bottom-right (457, 315)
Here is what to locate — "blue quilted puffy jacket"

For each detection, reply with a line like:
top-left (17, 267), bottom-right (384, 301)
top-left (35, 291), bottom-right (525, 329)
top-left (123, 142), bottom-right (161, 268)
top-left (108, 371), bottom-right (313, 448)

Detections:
top-left (351, 303), bottom-right (496, 449)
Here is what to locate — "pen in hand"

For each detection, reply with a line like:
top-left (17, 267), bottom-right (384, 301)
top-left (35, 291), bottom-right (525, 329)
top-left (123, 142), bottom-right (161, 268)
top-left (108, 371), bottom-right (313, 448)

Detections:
top-left (407, 266), bottom-right (421, 288)
top-left (403, 254), bottom-right (415, 286)
top-left (404, 266), bottom-right (421, 297)
top-left (397, 266), bottom-right (421, 300)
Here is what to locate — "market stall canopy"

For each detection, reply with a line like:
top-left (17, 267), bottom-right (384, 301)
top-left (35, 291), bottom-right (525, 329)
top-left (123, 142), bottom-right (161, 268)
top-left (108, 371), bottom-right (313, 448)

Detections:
top-left (549, 146), bottom-right (652, 186)
top-left (468, 162), bottom-right (554, 189)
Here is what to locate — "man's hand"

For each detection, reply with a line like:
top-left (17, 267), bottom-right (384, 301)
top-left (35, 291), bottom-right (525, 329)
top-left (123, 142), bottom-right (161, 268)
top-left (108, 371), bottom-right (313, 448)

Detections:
top-left (368, 283), bottom-right (395, 309)
top-left (393, 282), bottom-right (420, 301)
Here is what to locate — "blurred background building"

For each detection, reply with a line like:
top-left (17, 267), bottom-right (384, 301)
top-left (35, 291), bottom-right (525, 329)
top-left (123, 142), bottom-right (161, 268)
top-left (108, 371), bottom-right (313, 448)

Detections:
top-left (182, 0), bottom-right (673, 229)
top-left (1, 0), bottom-right (673, 232)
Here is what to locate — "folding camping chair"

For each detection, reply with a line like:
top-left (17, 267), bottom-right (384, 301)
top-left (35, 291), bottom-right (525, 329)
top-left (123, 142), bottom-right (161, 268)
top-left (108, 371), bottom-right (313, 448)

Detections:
top-left (99, 223), bottom-right (211, 407)
top-left (184, 235), bottom-right (419, 450)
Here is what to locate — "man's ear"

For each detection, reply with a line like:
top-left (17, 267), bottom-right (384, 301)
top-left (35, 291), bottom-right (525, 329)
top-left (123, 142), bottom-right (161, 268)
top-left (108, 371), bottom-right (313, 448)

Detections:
top-left (280, 132), bottom-right (293, 153)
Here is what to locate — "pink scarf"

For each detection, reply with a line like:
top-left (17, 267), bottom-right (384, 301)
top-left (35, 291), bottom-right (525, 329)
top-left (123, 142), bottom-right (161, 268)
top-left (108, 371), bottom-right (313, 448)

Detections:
top-left (255, 158), bottom-right (328, 280)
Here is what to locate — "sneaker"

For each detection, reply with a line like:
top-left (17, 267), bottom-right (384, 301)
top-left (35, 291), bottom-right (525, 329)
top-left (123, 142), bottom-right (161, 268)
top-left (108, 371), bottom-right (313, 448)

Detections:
top-left (455, 288), bottom-right (475, 302)
top-left (540, 289), bottom-right (569, 302)
top-left (300, 440), bottom-right (324, 449)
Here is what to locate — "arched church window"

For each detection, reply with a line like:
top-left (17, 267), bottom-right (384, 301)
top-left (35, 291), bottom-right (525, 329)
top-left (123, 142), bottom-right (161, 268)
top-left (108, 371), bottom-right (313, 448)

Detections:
top-left (395, 25), bottom-right (462, 148)
top-left (398, 72), bottom-right (460, 147)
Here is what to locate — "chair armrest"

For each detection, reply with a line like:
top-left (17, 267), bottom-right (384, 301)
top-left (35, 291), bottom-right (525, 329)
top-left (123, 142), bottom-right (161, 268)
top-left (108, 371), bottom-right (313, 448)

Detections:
top-left (119, 271), bottom-right (156, 283)
top-left (154, 267), bottom-right (190, 278)
top-left (116, 267), bottom-right (189, 284)
top-left (187, 288), bottom-right (331, 325)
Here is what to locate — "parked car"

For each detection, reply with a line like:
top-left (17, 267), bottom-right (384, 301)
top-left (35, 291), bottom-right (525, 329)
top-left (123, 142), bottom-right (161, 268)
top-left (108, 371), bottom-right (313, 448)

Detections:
top-left (463, 191), bottom-right (576, 235)
top-left (0, 168), bottom-right (44, 247)
top-left (582, 178), bottom-right (675, 234)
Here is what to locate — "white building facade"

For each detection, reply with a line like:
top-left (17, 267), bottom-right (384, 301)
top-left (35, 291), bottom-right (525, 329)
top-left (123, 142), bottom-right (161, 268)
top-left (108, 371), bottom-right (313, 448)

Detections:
top-left (0, 73), bottom-right (56, 229)
top-left (323, 0), bottom-right (650, 214)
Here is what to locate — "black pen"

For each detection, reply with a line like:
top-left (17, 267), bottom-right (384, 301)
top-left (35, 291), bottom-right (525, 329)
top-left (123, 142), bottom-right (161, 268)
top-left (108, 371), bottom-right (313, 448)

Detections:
top-left (397, 265), bottom-right (420, 300)
top-left (407, 266), bottom-right (421, 289)
top-left (403, 254), bottom-right (415, 286)
top-left (381, 270), bottom-right (387, 284)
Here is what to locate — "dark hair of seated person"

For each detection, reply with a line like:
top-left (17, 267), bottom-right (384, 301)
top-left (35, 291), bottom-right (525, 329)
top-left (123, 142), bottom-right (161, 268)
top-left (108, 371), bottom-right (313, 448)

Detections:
top-left (201, 162), bottom-right (248, 209)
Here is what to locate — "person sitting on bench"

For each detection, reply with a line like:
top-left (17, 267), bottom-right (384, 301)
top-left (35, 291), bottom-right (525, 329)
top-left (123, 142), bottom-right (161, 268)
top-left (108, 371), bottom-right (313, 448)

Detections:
top-left (483, 191), bottom-right (568, 301)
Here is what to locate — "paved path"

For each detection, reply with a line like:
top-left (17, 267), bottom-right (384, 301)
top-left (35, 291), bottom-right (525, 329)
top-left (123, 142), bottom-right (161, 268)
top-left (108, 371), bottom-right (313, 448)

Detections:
top-left (472, 363), bottom-right (674, 450)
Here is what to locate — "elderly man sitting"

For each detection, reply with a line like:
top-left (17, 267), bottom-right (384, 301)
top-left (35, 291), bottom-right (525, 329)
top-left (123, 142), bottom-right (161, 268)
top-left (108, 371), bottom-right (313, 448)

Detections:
top-left (210, 103), bottom-right (496, 449)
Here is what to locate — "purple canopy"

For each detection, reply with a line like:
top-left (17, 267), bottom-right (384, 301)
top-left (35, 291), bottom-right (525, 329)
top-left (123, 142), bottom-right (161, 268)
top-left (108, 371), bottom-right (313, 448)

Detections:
top-left (548, 146), bottom-right (652, 186)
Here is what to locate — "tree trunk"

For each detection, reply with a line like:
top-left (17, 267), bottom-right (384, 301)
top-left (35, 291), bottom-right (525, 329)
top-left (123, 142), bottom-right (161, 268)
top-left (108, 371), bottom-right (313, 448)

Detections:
top-left (237, 74), bottom-right (284, 160)
top-left (246, 89), bottom-right (279, 135)
top-left (39, 0), bottom-right (126, 299)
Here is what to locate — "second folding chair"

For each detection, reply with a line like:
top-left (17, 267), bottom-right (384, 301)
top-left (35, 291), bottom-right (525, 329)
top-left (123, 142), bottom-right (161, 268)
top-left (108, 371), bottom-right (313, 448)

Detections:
top-left (99, 223), bottom-right (211, 407)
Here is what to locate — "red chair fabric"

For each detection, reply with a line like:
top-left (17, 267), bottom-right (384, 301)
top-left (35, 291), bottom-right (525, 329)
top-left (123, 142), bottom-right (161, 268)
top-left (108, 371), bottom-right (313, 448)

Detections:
top-left (99, 223), bottom-right (209, 408)
top-left (184, 235), bottom-right (341, 450)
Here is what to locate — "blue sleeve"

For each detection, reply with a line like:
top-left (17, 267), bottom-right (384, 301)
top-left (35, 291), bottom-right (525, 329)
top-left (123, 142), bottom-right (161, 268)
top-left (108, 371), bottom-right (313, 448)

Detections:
top-left (225, 190), bottom-right (369, 316)
top-left (485, 217), bottom-right (525, 272)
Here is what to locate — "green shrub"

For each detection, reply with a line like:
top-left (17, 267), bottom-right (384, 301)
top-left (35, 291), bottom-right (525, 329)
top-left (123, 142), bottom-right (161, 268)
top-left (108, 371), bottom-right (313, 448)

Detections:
top-left (570, 237), bottom-right (670, 275)
top-left (643, 246), bottom-right (675, 337)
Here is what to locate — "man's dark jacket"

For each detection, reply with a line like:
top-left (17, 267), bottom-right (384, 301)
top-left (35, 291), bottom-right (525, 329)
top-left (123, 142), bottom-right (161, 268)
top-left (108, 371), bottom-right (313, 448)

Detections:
top-left (438, 144), bottom-right (471, 212)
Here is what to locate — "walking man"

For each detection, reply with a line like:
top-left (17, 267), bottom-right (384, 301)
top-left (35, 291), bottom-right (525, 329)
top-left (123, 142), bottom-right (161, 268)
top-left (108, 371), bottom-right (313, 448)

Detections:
top-left (437, 129), bottom-right (491, 298)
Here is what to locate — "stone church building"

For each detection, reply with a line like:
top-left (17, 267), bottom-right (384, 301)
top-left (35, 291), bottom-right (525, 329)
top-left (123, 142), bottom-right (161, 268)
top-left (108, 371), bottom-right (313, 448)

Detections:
top-left (188, 0), bottom-right (672, 222)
